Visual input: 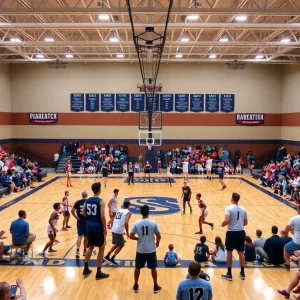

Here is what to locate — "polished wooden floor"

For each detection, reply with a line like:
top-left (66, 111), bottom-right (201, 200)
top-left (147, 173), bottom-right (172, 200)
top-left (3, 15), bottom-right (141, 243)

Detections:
top-left (0, 173), bottom-right (298, 300)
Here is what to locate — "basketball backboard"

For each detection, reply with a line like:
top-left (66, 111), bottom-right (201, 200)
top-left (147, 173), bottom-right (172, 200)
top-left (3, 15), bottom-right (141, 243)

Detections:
top-left (139, 111), bottom-right (162, 130)
top-left (139, 131), bottom-right (162, 146)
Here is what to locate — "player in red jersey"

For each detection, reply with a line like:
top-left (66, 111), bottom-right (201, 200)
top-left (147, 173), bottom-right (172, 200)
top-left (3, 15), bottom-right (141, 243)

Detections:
top-left (143, 161), bottom-right (152, 182)
top-left (181, 182), bottom-right (192, 215)
top-left (157, 158), bottom-right (162, 174)
top-left (65, 159), bottom-right (74, 187)
top-left (195, 193), bottom-right (214, 234)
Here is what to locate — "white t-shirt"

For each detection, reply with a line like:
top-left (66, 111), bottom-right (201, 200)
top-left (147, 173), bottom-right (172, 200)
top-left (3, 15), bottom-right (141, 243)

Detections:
top-left (109, 194), bottom-right (118, 212)
top-left (111, 209), bottom-right (129, 234)
top-left (205, 159), bottom-right (212, 169)
top-left (225, 204), bottom-right (247, 231)
top-left (288, 215), bottom-right (300, 245)
top-left (54, 153), bottom-right (59, 162)
top-left (167, 166), bottom-right (172, 177)
top-left (213, 246), bottom-right (227, 262)
top-left (183, 161), bottom-right (189, 173)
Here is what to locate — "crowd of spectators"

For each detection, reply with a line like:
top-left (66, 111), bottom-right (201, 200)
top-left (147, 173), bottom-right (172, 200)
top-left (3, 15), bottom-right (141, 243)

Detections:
top-left (0, 146), bottom-right (46, 198)
top-left (255, 145), bottom-right (300, 203)
top-left (155, 145), bottom-right (249, 175)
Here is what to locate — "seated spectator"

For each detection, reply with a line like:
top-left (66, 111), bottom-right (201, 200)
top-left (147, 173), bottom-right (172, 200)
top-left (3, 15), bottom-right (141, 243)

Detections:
top-left (209, 236), bottom-right (227, 263)
top-left (229, 165), bottom-right (234, 174)
top-left (134, 162), bottom-right (139, 173)
top-left (280, 230), bottom-right (293, 245)
top-left (1, 170), bottom-right (20, 196)
top-left (0, 278), bottom-right (26, 300)
top-left (236, 164), bottom-right (242, 174)
top-left (10, 210), bottom-right (36, 263)
top-left (164, 244), bottom-right (180, 266)
top-left (0, 229), bottom-right (9, 264)
top-left (31, 164), bottom-right (43, 182)
top-left (176, 261), bottom-right (213, 300)
top-left (244, 236), bottom-right (256, 262)
top-left (256, 226), bottom-right (285, 264)
top-left (0, 146), bottom-right (7, 159)
top-left (253, 229), bottom-right (266, 249)
top-left (194, 236), bottom-right (210, 262)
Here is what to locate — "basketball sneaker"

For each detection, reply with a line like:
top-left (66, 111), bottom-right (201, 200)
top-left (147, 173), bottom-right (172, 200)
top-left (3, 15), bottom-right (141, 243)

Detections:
top-left (39, 252), bottom-right (47, 258)
top-left (95, 271), bottom-right (109, 280)
top-left (181, 211), bottom-right (185, 216)
top-left (82, 268), bottom-right (92, 277)
top-left (23, 255), bottom-right (31, 263)
top-left (76, 250), bottom-right (80, 259)
top-left (283, 263), bottom-right (291, 271)
top-left (190, 209), bottom-right (193, 215)
top-left (154, 285), bottom-right (162, 293)
top-left (195, 230), bottom-right (203, 234)
top-left (109, 257), bottom-right (119, 266)
top-left (133, 283), bottom-right (139, 293)
top-left (66, 225), bottom-right (72, 229)
top-left (61, 227), bottom-right (68, 231)
top-left (277, 290), bottom-right (290, 299)
top-left (222, 185), bottom-right (227, 190)
top-left (210, 223), bottom-right (214, 230)
top-left (239, 272), bottom-right (245, 280)
top-left (221, 274), bottom-right (233, 281)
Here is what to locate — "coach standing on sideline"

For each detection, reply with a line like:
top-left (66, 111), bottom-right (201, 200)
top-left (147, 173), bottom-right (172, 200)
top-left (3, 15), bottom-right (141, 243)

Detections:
top-left (130, 205), bottom-right (162, 294)
top-left (128, 162), bottom-right (134, 185)
top-left (221, 192), bottom-right (248, 281)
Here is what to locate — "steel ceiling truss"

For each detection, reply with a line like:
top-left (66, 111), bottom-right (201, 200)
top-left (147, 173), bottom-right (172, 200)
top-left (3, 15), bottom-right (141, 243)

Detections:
top-left (0, 0), bottom-right (300, 63)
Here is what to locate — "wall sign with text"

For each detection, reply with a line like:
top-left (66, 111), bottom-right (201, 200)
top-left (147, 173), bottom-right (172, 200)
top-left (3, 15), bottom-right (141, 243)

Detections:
top-left (29, 113), bottom-right (58, 125)
top-left (116, 94), bottom-right (130, 112)
top-left (221, 94), bottom-right (235, 112)
top-left (160, 94), bottom-right (174, 112)
top-left (205, 94), bottom-right (219, 112)
top-left (236, 113), bottom-right (265, 125)
top-left (86, 94), bottom-right (99, 112)
top-left (131, 94), bottom-right (145, 112)
top-left (190, 94), bottom-right (204, 112)
top-left (101, 94), bottom-right (115, 112)
top-left (175, 94), bottom-right (189, 112)
top-left (70, 93), bottom-right (84, 112)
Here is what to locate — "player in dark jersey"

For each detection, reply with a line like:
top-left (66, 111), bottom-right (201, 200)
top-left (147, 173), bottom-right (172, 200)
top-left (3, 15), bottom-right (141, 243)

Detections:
top-left (82, 182), bottom-right (109, 280)
top-left (101, 161), bottom-right (109, 188)
top-left (218, 162), bottom-right (227, 190)
top-left (143, 161), bottom-right (152, 182)
top-left (71, 190), bottom-right (89, 259)
top-left (181, 182), bottom-right (192, 215)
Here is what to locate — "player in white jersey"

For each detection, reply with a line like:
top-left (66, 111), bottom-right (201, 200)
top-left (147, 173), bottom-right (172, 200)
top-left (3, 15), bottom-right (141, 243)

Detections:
top-left (205, 157), bottom-right (213, 180)
top-left (182, 158), bottom-right (189, 182)
top-left (105, 201), bottom-right (132, 266)
top-left (39, 202), bottom-right (61, 258)
top-left (166, 162), bottom-right (173, 187)
top-left (107, 189), bottom-right (119, 229)
top-left (221, 192), bottom-right (248, 281)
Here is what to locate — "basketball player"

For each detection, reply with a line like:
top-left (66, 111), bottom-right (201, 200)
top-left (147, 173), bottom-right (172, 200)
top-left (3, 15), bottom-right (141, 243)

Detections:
top-left (39, 202), bottom-right (61, 258)
top-left (105, 201), bottom-right (132, 265)
top-left (130, 205), bottom-right (162, 293)
top-left (205, 157), bottom-right (213, 180)
top-left (143, 161), bottom-right (152, 182)
top-left (182, 158), bottom-right (189, 182)
top-left (181, 181), bottom-right (192, 215)
top-left (195, 193), bottom-right (214, 234)
top-left (62, 190), bottom-right (72, 231)
top-left (221, 192), bottom-right (248, 281)
top-left (218, 162), bottom-right (227, 190)
top-left (157, 158), bottom-right (161, 174)
top-left (71, 190), bottom-right (88, 258)
top-left (166, 162), bottom-right (173, 187)
top-left (82, 182), bottom-right (109, 280)
top-left (128, 161), bottom-right (134, 185)
top-left (107, 189), bottom-right (119, 229)
top-left (101, 160), bottom-right (109, 188)
top-left (65, 159), bottom-right (74, 187)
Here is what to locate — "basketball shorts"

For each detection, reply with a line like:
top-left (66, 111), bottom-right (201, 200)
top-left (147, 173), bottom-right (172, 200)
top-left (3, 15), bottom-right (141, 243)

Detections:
top-left (206, 168), bottom-right (212, 172)
top-left (63, 210), bottom-right (70, 217)
top-left (112, 232), bottom-right (125, 246)
top-left (77, 219), bottom-right (87, 236)
top-left (201, 208), bottom-right (209, 219)
top-left (102, 170), bottom-right (108, 178)
top-left (225, 230), bottom-right (246, 252)
top-left (219, 175), bottom-right (224, 179)
top-left (183, 197), bottom-right (191, 202)
top-left (66, 172), bottom-right (71, 178)
top-left (47, 225), bottom-right (56, 236)
top-left (135, 251), bottom-right (157, 269)
top-left (87, 232), bottom-right (105, 248)
top-left (144, 170), bottom-right (150, 174)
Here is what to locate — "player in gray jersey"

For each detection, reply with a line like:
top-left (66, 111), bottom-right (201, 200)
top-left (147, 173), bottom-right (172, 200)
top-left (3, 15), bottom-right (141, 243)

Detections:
top-left (130, 205), bottom-right (162, 294)
top-left (105, 201), bottom-right (132, 266)
top-left (221, 192), bottom-right (248, 281)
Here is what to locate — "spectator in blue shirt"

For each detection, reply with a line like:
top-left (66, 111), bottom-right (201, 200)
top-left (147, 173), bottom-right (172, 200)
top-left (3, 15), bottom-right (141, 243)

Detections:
top-left (194, 236), bottom-right (210, 262)
top-left (10, 210), bottom-right (36, 263)
top-left (164, 244), bottom-right (180, 266)
top-left (176, 261), bottom-right (213, 300)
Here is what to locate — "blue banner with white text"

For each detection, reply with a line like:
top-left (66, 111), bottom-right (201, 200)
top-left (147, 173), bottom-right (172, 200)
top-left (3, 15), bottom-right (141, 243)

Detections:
top-left (70, 93), bottom-right (84, 112)
top-left (190, 94), bottom-right (204, 112)
top-left (146, 94), bottom-right (159, 111)
top-left (101, 94), bottom-right (115, 112)
top-left (131, 94), bottom-right (145, 112)
top-left (175, 94), bottom-right (189, 112)
top-left (159, 94), bottom-right (174, 112)
top-left (221, 94), bottom-right (235, 112)
top-left (116, 94), bottom-right (130, 112)
top-left (205, 94), bottom-right (219, 112)
top-left (86, 94), bottom-right (99, 112)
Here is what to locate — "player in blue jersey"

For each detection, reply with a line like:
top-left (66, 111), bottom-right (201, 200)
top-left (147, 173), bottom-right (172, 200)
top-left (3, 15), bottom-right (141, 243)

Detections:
top-left (176, 261), bottom-right (213, 300)
top-left (82, 182), bottom-right (109, 280)
top-left (218, 162), bottom-right (227, 190)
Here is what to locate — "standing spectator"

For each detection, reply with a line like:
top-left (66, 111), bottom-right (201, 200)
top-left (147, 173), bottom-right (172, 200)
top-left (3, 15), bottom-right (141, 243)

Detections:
top-left (0, 278), bottom-right (26, 300)
top-left (176, 261), bottom-right (213, 300)
top-left (280, 230), bottom-right (293, 245)
top-left (54, 151), bottom-right (59, 172)
top-left (221, 193), bottom-right (247, 281)
top-left (283, 205), bottom-right (300, 271)
top-left (256, 226), bottom-right (285, 264)
top-left (10, 210), bottom-right (36, 263)
top-left (138, 154), bottom-right (143, 170)
top-left (130, 205), bottom-right (162, 293)
top-left (253, 229), bottom-right (266, 249)
top-left (128, 162), bottom-right (134, 185)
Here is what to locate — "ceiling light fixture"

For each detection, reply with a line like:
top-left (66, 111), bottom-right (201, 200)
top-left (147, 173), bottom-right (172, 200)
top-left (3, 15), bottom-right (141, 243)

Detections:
top-left (117, 53), bottom-right (125, 58)
top-left (99, 14), bottom-right (110, 20)
top-left (235, 15), bottom-right (247, 21)
top-left (176, 54), bottom-right (183, 58)
top-left (186, 15), bottom-right (199, 20)
top-left (280, 38), bottom-right (291, 43)
top-left (255, 53), bottom-right (264, 59)
top-left (44, 37), bottom-right (54, 42)
top-left (220, 35), bottom-right (228, 42)
top-left (209, 53), bottom-right (217, 59)
top-left (36, 54), bottom-right (45, 58)
top-left (110, 35), bottom-right (119, 42)
top-left (10, 37), bottom-right (21, 43)
top-left (65, 53), bottom-right (74, 58)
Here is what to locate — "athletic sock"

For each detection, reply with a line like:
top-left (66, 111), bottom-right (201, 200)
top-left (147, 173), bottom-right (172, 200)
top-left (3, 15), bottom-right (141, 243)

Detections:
top-left (241, 266), bottom-right (245, 273)
top-left (77, 248), bottom-right (79, 252)
top-left (227, 267), bottom-right (232, 276)
top-left (84, 262), bottom-right (88, 269)
top-left (97, 267), bottom-right (101, 273)
top-left (107, 252), bottom-right (111, 257)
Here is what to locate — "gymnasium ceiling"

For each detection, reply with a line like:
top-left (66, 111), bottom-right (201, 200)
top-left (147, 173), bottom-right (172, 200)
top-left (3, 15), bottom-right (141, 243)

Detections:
top-left (1, 0), bottom-right (300, 64)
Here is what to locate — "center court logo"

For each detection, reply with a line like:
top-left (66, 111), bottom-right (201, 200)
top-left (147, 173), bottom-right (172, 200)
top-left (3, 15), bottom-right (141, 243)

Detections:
top-left (124, 196), bottom-right (180, 215)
